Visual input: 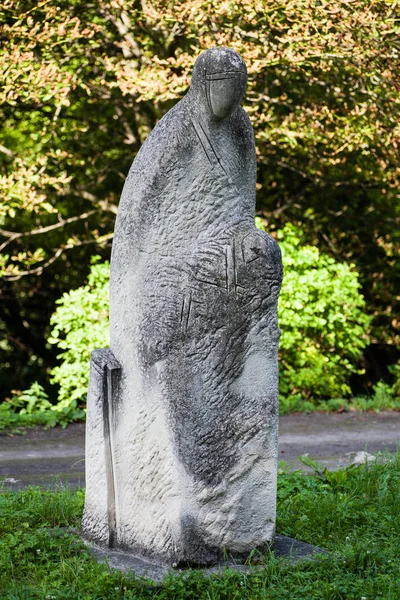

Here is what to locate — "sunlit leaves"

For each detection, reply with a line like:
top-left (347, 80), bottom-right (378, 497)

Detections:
top-left (48, 259), bottom-right (110, 405)
top-left (1, 0), bottom-right (398, 280)
top-left (259, 220), bottom-right (371, 400)
top-left (0, 0), bottom-right (398, 396)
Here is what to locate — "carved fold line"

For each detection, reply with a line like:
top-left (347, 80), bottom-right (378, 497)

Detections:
top-left (191, 120), bottom-right (216, 168)
top-left (232, 242), bottom-right (237, 293)
top-left (180, 296), bottom-right (186, 325)
top-left (180, 291), bottom-right (192, 333)
top-left (225, 246), bottom-right (229, 291)
top-left (91, 363), bottom-right (103, 377)
top-left (197, 121), bottom-right (230, 178)
top-left (191, 119), bottom-right (231, 180)
top-left (246, 255), bottom-right (261, 264)
top-left (184, 291), bottom-right (192, 332)
top-left (225, 243), bottom-right (238, 295)
top-left (194, 277), bottom-right (223, 289)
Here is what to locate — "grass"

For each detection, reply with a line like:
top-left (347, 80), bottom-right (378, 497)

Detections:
top-left (0, 404), bottom-right (85, 433)
top-left (279, 384), bottom-right (400, 415)
top-left (1, 454), bottom-right (399, 599)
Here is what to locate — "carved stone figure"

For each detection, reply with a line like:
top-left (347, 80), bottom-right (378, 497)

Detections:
top-left (82, 47), bottom-right (283, 567)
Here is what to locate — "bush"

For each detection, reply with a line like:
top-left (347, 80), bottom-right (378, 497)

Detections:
top-left (48, 223), bottom-right (372, 411)
top-left (48, 259), bottom-right (109, 410)
top-left (270, 221), bottom-right (372, 404)
top-left (0, 382), bottom-right (85, 430)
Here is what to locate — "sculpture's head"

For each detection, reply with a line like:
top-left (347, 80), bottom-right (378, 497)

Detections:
top-left (190, 47), bottom-right (247, 120)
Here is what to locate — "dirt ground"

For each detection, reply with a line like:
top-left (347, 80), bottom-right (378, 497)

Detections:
top-left (1, 411), bottom-right (399, 490)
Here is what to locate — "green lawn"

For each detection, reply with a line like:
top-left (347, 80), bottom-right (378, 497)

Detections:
top-left (1, 454), bottom-right (399, 599)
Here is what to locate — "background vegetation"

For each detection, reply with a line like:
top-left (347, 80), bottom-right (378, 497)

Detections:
top-left (45, 223), bottom-right (372, 414)
top-left (0, 0), bottom-right (399, 415)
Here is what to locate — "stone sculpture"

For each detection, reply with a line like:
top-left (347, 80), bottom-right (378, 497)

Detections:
top-left (82, 47), bottom-right (283, 567)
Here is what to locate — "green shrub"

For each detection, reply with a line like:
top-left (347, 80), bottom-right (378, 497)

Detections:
top-left (270, 221), bottom-right (371, 403)
top-left (48, 259), bottom-right (109, 410)
top-left (0, 382), bottom-right (85, 431)
top-left (9, 381), bottom-right (52, 415)
top-left (48, 225), bottom-right (372, 410)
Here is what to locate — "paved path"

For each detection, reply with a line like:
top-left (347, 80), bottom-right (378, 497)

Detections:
top-left (1, 412), bottom-right (399, 490)
top-left (279, 411), bottom-right (400, 470)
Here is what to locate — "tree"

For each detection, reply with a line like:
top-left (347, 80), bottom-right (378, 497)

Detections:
top-left (1, 0), bottom-right (399, 398)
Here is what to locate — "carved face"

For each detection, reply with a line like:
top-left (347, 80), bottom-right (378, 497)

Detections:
top-left (207, 73), bottom-right (247, 119)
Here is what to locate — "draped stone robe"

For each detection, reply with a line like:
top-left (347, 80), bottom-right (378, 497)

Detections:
top-left (83, 48), bottom-right (283, 566)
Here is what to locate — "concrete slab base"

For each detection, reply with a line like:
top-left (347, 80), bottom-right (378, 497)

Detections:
top-left (83, 534), bottom-right (327, 582)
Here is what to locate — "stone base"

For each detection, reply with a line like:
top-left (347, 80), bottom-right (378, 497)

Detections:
top-left (83, 535), bottom-right (327, 583)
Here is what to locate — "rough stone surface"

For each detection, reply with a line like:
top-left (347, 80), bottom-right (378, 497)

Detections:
top-left (83, 47), bottom-right (283, 566)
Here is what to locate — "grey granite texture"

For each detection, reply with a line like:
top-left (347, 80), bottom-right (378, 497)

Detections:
top-left (83, 47), bottom-right (283, 566)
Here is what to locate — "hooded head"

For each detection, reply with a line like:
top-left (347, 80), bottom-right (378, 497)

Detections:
top-left (189, 48), bottom-right (247, 120)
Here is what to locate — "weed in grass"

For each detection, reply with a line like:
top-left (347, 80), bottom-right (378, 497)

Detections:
top-left (0, 455), bottom-right (399, 599)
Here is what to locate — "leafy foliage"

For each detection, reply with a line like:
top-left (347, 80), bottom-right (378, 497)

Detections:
top-left (274, 221), bottom-right (371, 401)
top-left (0, 381), bottom-right (84, 431)
top-left (48, 259), bottom-right (109, 407)
top-left (1, 0), bottom-right (398, 281)
top-left (1, 454), bottom-right (400, 598)
top-left (0, 0), bottom-right (399, 398)
top-left (9, 381), bottom-right (52, 415)
top-left (48, 223), bottom-right (372, 408)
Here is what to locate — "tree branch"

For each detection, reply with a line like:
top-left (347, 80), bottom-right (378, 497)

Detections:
top-left (0, 209), bottom-right (99, 252)
top-left (0, 144), bottom-right (14, 158)
top-left (2, 236), bottom-right (112, 281)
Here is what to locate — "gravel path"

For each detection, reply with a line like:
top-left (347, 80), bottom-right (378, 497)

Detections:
top-left (1, 411), bottom-right (399, 490)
